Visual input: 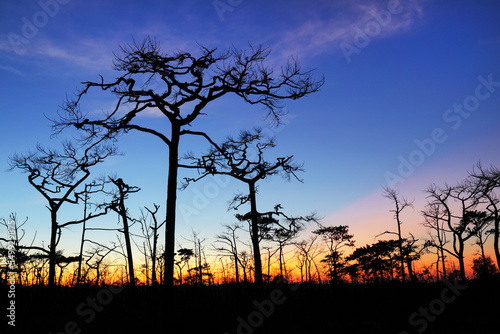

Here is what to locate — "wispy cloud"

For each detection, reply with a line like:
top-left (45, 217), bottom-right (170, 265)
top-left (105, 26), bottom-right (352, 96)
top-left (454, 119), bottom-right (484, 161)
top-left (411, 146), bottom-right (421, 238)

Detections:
top-left (275, 0), bottom-right (426, 60)
top-left (0, 64), bottom-right (25, 76)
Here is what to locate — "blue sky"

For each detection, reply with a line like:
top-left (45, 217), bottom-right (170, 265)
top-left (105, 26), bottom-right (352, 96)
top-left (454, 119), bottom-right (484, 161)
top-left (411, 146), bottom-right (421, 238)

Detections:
top-left (1, 0), bottom-right (500, 263)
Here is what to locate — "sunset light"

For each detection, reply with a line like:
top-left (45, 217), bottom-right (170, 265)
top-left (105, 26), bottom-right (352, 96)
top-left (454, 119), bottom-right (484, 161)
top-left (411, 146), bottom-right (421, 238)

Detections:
top-left (1, 1), bottom-right (500, 333)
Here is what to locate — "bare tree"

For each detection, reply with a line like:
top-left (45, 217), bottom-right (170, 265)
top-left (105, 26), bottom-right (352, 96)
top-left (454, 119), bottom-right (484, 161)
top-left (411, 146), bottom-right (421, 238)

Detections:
top-left (175, 248), bottom-right (194, 285)
top-left (181, 128), bottom-right (306, 285)
top-left (51, 37), bottom-right (324, 287)
top-left (136, 204), bottom-right (165, 285)
top-left (470, 163), bottom-right (500, 270)
top-left (422, 202), bottom-right (449, 280)
top-left (103, 177), bottom-right (140, 287)
top-left (85, 245), bottom-right (116, 285)
top-left (294, 236), bottom-right (323, 283)
top-left (8, 141), bottom-right (116, 286)
top-left (214, 222), bottom-right (243, 284)
top-left (0, 213), bottom-right (33, 285)
top-left (426, 179), bottom-right (483, 282)
top-left (379, 187), bottom-right (414, 283)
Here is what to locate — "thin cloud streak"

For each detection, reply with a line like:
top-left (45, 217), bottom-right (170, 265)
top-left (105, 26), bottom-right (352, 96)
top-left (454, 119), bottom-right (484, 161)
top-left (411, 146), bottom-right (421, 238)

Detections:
top-left (275, 0), bottom-right (426, 60)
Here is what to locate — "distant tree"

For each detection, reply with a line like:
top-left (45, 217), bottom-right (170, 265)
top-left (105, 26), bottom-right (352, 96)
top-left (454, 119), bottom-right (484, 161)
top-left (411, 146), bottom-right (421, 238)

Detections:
top-left (9, 141), bottom-right (116, 286)
top-left (181, 128), bottom-right (306, 285)
top-left (136, 204), bottom-right (165, 285)
top-left (466, 210), bottom-right (494, 267)
top-left (108, 177), bottom-right (140, 286)
top-left (312, 225), bottom-right (355, 283)
top-left (379, 187), bottom-right (414, 283)
top-left (299, 237), bottom-right (323, 283)
top-left (0, 214), bottom-right (32, 285)
top-left (422, 202), bottom-right (449, 280)
top-left (214, 222), bottom-right (243, 284)
top-left (470, 163), bottom-right (500, 270)
top-left (426, 179), bottom-right (483, 282)
top-left (175, 248), bottom-right (194, 285)
top-left (402, 234), bottom-right (425, 282)
top-left (85, 245), bottom-right (116, 285)
top-left (347, 240), bottom-right (399, 283)
top-left (52, 37), bottom-right (324, 287)
top-left (471, 255), bottom-right (498, 279)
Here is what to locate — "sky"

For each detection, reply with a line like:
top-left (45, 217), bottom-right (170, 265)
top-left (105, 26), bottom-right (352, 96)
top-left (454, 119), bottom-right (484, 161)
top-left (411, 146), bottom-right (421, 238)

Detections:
top-left (1, 0), bottom-right (500, 273)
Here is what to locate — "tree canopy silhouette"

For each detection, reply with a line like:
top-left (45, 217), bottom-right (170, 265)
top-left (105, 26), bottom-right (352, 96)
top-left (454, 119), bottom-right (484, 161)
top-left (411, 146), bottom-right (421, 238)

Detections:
top-left (51, 37), bottom-right (324, 287)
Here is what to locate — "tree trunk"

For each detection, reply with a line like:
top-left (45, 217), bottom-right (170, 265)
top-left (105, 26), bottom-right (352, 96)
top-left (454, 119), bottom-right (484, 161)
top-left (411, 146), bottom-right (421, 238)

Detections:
top-left (249, 182), bottom-right (263, 286)
top-left (396, 211), bottom-right (406, 283)
top-left (119, 190), bottom-right (135, 287)
top-left (494, 213), bottom-right (500, 271)
top-left (234, 253), bottom-right (240, 284)
top-left (165, 123), bottom-right (180, 287)
top-left (152, 231), bottom-right (158, 285)
top-left (457, 240), bottom-right (467, 282)
top-left (48, 209), bottom-right (58, 286)
top-left (76, 196), bottom-right (87, 286)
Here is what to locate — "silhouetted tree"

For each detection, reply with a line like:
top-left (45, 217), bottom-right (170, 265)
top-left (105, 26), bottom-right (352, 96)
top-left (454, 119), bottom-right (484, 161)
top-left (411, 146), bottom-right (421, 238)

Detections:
top-left (136, 203), bottom-right (165, 285)
top-left (9, 141), bottom-right (116, 286)
top-left (52, 37), bottom-right (324, 287)
top-left (422, 202), bottom-right (449, 280)
top-left (347, 240), bottom-right (399, 283)
top-left (181, 128), bottom-right (305, 285)
top-left (85, 245), bottom-right (116, 285)
top-left (471, 255), bottom-right (498, 279)
top-left (106, 177), bottom-right (140, 286)
top-left (426, 179), bottom-right (483, 282)
top-left (402, 234), bottom-right (425, 282)
top-left (379, 187), bottom-right (414, 283)
top-left (470, 163), bottom-right (500, 270)
top-left (0, 214), bottom-right (32, 285)
top-left (175, 248), bottom-right (194, 285)
top-left (313, 224), bottom-right (355, 283)
top-left (294, 237), bottom-right (323, 283)
top-left (214, 222), bottom-right (243, 284)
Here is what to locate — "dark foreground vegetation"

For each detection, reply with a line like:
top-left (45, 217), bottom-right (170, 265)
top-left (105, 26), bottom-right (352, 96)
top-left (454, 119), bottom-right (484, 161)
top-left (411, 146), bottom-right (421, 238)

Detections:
top-left (3, 278), bottom-right (499, 334)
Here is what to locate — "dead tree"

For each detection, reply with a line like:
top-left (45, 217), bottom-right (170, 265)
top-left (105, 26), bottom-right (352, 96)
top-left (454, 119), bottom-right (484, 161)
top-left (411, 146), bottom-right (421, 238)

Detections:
top-left (379, 187), bottom-right (414, 282)
top-left (422, 202), bottom-right (449, 280)
top-left (51, 37), bottom-right (324, 287)
top-left (294, 236), bottom-right (323, 283)
top-left (181, 128), bottom-right (305, 285)
top-left (103, 177), bottom-right (140, 287)
top-left (470, 163), bottom-right (500, 270)
top-left (136, 204), bottom-right (165, 285)
top-left (0, 213), bottom-right (32, 285)
top-left (426, 179), bottom-right (483, 282)
top-left (214, 222), bottom-right (243, 284)
top-left (8, 141), bottom-right (116, 286)
top-left (85, 245), bottom-right (116, 286)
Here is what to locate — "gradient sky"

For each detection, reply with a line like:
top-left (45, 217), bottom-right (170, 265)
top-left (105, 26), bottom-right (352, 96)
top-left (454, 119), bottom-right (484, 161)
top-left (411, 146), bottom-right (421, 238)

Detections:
top-left (1, 0), bottom-right (500, 271)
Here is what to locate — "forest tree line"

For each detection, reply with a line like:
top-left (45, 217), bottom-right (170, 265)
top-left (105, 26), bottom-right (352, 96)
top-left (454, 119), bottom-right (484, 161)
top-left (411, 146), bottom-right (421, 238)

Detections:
top-left (1, 38), bottom-right (499, 288)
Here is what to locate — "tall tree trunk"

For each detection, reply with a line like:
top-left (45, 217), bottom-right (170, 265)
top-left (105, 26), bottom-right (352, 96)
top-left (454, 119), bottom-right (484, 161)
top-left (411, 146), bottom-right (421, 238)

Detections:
top-left (249, 182), bottom-right (263, 285)
top-left (119, 190), bottom-right (135, 287)
top-left (48, 209), bottom-right (58, 286)
top-left (396, 211), bottom-right (406, 283)
top-left (77, 196), bottom-right (87, 286)
top-left (165, 124), bottom-right (180, 287)
top-left (234, 253), bottom-right (240, 284)
top-left (494, 214), bottom-right (500, 271)
top-left (152, 231), bottom-right (158, 285)
top-left (457, 240), bottom-right (466, 283)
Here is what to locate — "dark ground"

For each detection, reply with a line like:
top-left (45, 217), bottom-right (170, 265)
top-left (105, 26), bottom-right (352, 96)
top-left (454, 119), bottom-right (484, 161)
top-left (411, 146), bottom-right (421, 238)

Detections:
top-left (2, 279), bottom-right (499, 334)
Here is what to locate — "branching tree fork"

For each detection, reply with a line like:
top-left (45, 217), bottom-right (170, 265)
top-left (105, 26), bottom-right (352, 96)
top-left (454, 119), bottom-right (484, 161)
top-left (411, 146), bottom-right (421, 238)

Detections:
top-left (9, 141), bottom-right (117, 286)
top-left (181, 128), bottom-right (314, 284)
top-left (51, 37), bottom-right (324, 287)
